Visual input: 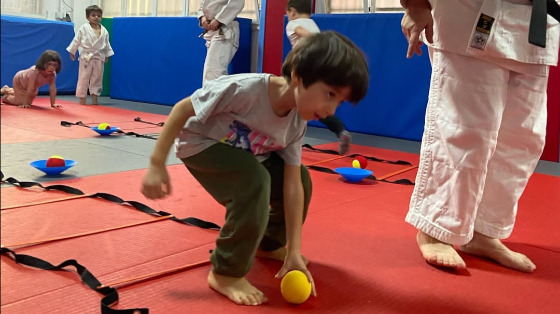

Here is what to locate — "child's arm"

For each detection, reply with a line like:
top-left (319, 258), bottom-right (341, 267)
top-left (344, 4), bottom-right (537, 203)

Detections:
top-left (142, 96), bottom-right (196, 199)
top-left (20, 75), bottom-right (36, 108)
top-left (277, 163), bottom-right (317, 296)
top-left (49, 81), bottom-right (60, 108)
top-left (67, 25), bottom-right (83, 61)
top-left (293, 26), bottom-right (314, 38)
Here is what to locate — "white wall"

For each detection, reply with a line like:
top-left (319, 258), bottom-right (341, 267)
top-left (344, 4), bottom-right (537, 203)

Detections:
top-left (44, 0), bottom-right (100, 33)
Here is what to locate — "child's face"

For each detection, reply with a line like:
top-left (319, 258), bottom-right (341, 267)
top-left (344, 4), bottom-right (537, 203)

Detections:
top-left (87, 12), bottom-right (102, 25)
top-left (293, 78), bottom-right (351, 121)
top-left (43, 61), bottom-right (59, 74)
top-left (286, 8), bottom-right (297, 21)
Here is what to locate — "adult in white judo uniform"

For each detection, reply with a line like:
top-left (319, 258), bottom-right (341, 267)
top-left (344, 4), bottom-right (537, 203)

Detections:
top-left (401, 0), bottom-right (559, 272)
top-left (67, 5), bottom-right (114, 105)
top-left (198, 0), bottom-right (245, 85)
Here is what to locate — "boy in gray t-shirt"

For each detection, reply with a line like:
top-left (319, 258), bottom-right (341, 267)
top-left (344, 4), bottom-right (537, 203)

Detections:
top-left (142, 31), bottom-right (369, 306)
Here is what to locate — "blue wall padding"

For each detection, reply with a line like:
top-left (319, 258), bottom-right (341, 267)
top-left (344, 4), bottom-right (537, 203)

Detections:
top-left (111, 17), bottom-right (252, 106)
top-left (283, 14), bottom-right (432, 141)
top-left (0, 15), bottom-right (79, 94)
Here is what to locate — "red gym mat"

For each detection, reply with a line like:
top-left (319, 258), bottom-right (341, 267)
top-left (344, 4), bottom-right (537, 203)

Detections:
top-left (1, 146), bottom-right (559, 313)
top-left (0, 98), bottom-right (166, 144)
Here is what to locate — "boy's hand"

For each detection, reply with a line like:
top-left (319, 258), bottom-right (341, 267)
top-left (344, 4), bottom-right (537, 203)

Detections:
top-left (276, 252), bottom-right (317, 297)
top-left (208, 19), bottom-right (221, 31)
top-left (401, 0), bottom-right (433, 58)
top-left (69, 53), bottom-right (75, 61)
top-left (200, 16), bottom-right (210, 30)
top-left (142, 165), bottom-right (171, 199)
top-left (18, 104), bottom-right (31, 108)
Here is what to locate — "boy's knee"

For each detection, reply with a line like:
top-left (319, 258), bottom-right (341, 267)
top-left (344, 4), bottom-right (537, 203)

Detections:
top-left (240, 164), bottom-right (271, 195)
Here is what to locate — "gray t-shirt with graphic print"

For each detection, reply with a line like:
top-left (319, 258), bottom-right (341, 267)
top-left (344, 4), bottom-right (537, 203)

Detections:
top-left (175, 73), bottom-right (307, 166)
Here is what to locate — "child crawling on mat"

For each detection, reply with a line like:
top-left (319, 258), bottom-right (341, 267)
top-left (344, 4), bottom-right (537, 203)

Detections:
top-left (141, 31), bottom-right (369, 306)
top-left (1, 50), bottom-right (62, 108)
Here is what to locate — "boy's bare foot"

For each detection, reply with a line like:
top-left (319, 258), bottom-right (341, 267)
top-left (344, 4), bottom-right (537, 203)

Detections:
top-left (207, 271), bottom-right (268, 305)
top-left (459, 232), bottom-right (536, 272)
top-left (417, 231), bottom-right (466, 269)
top-left (1, 85), bottom-right (9, 94)
top-left (256, 247), bottom-right (309, 265)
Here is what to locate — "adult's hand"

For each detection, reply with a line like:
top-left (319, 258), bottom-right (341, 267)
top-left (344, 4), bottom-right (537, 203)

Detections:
top-left (401, 0), bottom-right (434, 58)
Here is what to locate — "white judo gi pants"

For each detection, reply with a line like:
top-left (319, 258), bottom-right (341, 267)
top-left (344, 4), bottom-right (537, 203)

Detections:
top-left (202, 21), bottom-right (239, 85)
top-left (406, 49), bottom-right (549, 245)
top-left (76, 57), bottom-right (104, 98)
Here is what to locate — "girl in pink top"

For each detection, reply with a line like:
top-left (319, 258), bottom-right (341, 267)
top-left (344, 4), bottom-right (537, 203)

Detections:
top-left (1, 50), bottom-right (62, 108)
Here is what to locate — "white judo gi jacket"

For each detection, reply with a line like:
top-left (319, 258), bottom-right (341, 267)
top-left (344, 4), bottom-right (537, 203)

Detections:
top-left (67, 23), bottom-right (114, 97)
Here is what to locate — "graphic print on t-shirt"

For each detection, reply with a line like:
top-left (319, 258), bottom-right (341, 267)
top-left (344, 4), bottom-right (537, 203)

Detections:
top-left (222, 120), bottom-right (282, 154)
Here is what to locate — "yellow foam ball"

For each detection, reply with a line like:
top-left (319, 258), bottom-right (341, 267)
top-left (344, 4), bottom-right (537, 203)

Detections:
top-left (280, 270), bottom-right (311, 304)
top-left (352, 159), bottom-right (361, 169)
top-left (98, 122), bottom-right (111, 130)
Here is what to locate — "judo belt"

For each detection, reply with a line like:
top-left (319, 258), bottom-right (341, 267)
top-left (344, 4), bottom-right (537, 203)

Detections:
top-left (302, 143), bottom-right (413, 166)
top-left (0, 247), bottom-right (148, 313)
top-left (61, 120), bottom-right (159, 140)
top-left (529, 0), bottom-right (560, 48)
top-left (1, 173), bottom-right (221, 231)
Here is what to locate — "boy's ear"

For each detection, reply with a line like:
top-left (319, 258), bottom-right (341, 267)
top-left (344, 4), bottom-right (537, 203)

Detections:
top-left (290, 69), bottom-right (301, 85)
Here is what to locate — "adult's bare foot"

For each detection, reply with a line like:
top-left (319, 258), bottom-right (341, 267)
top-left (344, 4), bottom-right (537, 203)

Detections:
top-left (459, 232), bottom-right (536, 272)
top-left (207, 271), bottom-right (268, 305)
top-left (417, 231), bottom-right (466, 269)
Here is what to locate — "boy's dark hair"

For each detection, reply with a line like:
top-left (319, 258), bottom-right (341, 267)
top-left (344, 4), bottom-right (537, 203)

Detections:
top-left (286, 0), bottom-right (312, 15)
top-left (86, 5), bottom-right (103, 17)
top-left (36, 50), bottom-right (62, 73)
top-left (282, 31), bottom-right (369, 104)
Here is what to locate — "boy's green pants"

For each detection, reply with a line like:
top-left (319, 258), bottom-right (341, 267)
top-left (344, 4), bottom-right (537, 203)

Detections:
top-left (182, 143), bottom-right (312, 277)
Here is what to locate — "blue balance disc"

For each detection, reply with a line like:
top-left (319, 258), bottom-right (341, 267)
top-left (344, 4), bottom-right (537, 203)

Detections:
top-left (334, 167), bottom-right (373, 183)
top-left (30, 159), bottom-right (77, 176)
top-left (91, 126), bottom-right (120, 135)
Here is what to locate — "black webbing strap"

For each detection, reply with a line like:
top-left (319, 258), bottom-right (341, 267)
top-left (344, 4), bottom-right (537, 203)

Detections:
top-left (91, 193), bottom-right (220, 230)
top-left (307, 165), bottom-right (415, 185)
top-left (61, 121), bottom-right (159, 140)
top-left (2, 175), bottom-right (220, 230)
top-left (3, 176), bottom-right (86, 195)
top-left (0, 246), bottom-right (148, 313)
top-left (302, 143), bottom-right (413, 166)
top-left (61, 120), bottom-right (89, 128)
top-left (134, 117), bottom-right (164, 127)
top-left (115, 130), bottom-right (158, 140)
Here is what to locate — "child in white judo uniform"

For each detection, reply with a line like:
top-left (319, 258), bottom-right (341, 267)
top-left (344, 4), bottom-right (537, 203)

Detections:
top-left (67, 5), bottom-right (114, 105)
top-left (198, 0), bottom-right (244, 85)
top-left (400, 0), bottom-right (559, 272)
